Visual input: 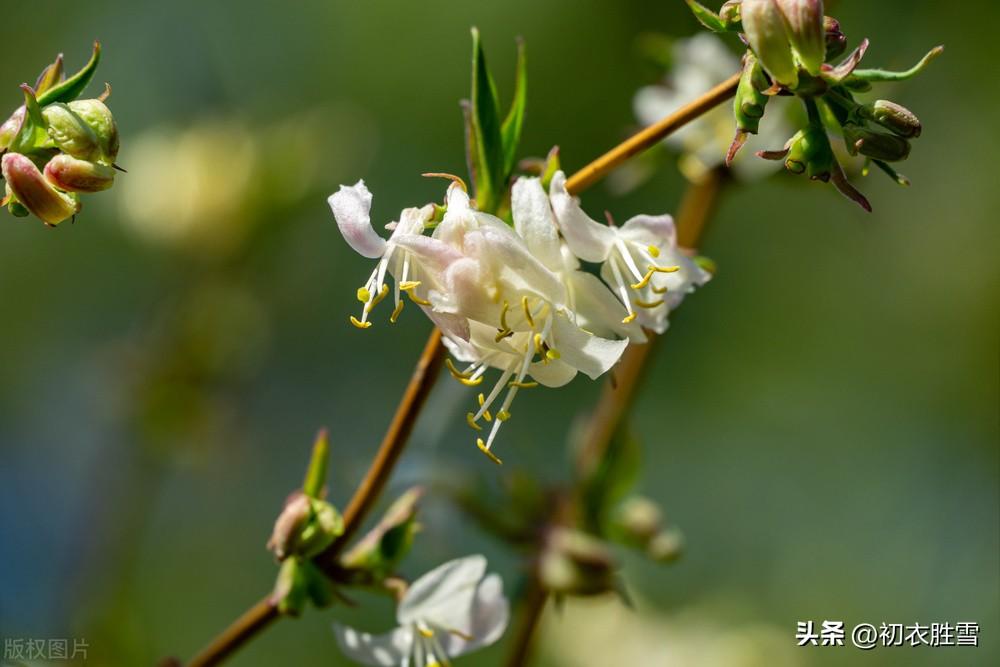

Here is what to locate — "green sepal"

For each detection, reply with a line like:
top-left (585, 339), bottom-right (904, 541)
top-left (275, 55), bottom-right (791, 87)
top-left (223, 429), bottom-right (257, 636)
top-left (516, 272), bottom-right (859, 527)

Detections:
top-left (302, 428), bottom-right (329, 499)
top-left (10, 86), bottom-right (53, 155)
top-left (734, 54), bottom-right (770, 134)
top-left (500, 38), bottom-right (527, 180)
top-left (684, 0), bottom-right (727, 32)
top-left (848, 45), bottom-right (943, 83)
top-left (274, 559), bottom-right (310, 616)
top-left (339, 487), bottom-right (422, 584)
top-left (37, 41), bottom-right (101, 106)
top-left (34, 54), bottom-right (65, 95)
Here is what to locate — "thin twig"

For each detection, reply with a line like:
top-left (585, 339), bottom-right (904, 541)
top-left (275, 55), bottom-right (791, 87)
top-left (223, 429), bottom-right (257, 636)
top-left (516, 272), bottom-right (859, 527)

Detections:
top-left (504, 168), bottom-right (728, 667)
top-left (179, 73), bottom-right (739, 667)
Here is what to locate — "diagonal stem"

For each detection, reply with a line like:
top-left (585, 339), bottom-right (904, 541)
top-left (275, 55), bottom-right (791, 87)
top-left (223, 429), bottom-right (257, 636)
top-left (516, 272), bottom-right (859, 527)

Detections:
top-left (180, 72), bottom-right (739, 667)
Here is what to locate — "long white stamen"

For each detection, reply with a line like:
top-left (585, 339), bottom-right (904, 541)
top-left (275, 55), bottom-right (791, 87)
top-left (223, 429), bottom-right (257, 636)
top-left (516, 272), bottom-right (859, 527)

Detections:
top-left (615, 238), bottom-right (645, 282)
top-left (608, 256), bottom-right (634, 318)
top-left (474, 367), bottom-right (514, 421)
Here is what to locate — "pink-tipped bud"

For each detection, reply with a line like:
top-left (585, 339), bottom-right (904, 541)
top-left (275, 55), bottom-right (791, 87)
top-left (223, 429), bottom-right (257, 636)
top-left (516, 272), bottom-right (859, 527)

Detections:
top-left (2, 153), bottom-right (79, 225)
top-left (742, 0), bottom-right (799, 87)
top-left (776, 0), bottom-right (826, 75)
top-left (0, 107), bottom-right (25, 151)
top-left (44, 154), bottom-right (116, 193)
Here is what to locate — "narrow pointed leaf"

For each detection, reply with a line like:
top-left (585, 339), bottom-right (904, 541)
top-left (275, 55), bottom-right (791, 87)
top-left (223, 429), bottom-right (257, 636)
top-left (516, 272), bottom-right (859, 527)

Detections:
top-left (37, 41), bottom-right (101, 106)
top-left (34, 54), bottom-right (64, 95)
top-left (302, 428), bottom-right (330, 499)
top-left (500, 38), bottom-right (527, 179)
top-left (469, 28), bottom-right (504, 214)
top-left (684, 0), bottom-right (727, 32)
top-left (849, 45), bottom-right (944, 83)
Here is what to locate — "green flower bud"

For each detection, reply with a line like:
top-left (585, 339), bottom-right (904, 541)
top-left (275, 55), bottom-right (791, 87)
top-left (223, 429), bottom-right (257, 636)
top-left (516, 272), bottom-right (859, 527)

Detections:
top-left (734, 53), bottom-right (771, 134)
top-left (776, 0), bottom-right (825, 76)
top-left (862, 100), bottom-right (922, 139)
top-left (742, 0), bottom-right (799, 87)
top-left (539, 528), bottom-right (617, 597)
top-left (824, 16), bottom-right (847, 60)
top-left (68, 98), bottom-right (119, 162)
top-left (266, 492), bottom-right (344, 561)
top-left (784, 125), bottom-right (834, 179)
top-left (2, 153), bottom-right (79, 225)
top-left (42, 103), bottom-right (100, 160)
top-left (44, 154), bottom-right (116, 192)
top-left (720, 1), bottom-right (743, 26)
top-left (614, 496), bottom-right (663, 545)
top-left (844, 125), bottom-right (911, 162)
top-left (0, 107), bottom-right (25, 151)
top-left (647, 528), bottom-right (685, 564)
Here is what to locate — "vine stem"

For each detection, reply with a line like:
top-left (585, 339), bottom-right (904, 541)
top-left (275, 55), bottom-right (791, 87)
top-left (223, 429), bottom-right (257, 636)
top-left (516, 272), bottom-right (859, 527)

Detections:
top-left (180, 72), bottom-right (739, 667)
top-left (503, 167), bottom-right (728, 667)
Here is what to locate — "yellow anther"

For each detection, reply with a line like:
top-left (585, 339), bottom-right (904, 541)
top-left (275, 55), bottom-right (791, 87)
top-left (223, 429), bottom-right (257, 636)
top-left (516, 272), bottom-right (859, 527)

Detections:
top-left (533, 333), bottom-right (544, 355)
top-left (459, 376), bottom-right (484, 387)
top-left (651, 284), bottom-right (668, 294)
top-left (647, 244), bottom-right (661, 258)
top-left (418, 626), bottom-right (435, 638)
top-left (630, 268), bottom-right (655, 290)
top-left (649, 264), bottom-right (681, 273)
top-left (622, 312), bottom-right (638, 324)
top-left (476, 438), bottom-right (503, 465)
top-left (546, 348), bottom-right (561, 360)
top-left (499, 301), bottom-right (511, 331)
top-left (356, 287), bottom-right (371, 303)
top-left (365, 284), bottom-right (389, 312)
top-left (399, 280), bottom-right (422, 291)
top-left (445, 358), bottom-right (472, 379)
top-left (497, 410), bottom-right (511, 422)
top-left (522, 296), bottom-right (535, 328)
top-left (478, 393), bottom-right (486, 406)
top-left (466, 412), bottom-right (482, 431)
top-left (483, 410), bottom-right (493, 422)
top-left (349, 315), bottom-right (372, 329)
top-left (390, 300), bottom-right (405, 323)
top-left (406, 290), bottom-right (432, 306)
top-left (635, 298), bottom-right (665, 309)
top-left (508, 380), bottom-right (539, 389)
top-left (494, 329), bottom-right (514, 343)
top-left (448, 628), bottom-right (475, 641)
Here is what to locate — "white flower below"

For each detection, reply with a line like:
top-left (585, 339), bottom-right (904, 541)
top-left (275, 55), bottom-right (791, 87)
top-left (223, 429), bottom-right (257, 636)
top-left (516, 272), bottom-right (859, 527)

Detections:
top-left (334, 555), bottom-right (509, 667)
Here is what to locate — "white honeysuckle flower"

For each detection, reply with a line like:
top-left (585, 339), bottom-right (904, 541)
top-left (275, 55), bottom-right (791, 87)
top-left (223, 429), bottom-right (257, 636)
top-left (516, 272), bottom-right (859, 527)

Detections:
top-left (550, 171), bottom-right (710, 334)
top-left (328, 180), bottom-right (440, 329)
top-left (333, 555), bottom-right (509, 667)
top-left (633, 33), bottom-right (791, 183)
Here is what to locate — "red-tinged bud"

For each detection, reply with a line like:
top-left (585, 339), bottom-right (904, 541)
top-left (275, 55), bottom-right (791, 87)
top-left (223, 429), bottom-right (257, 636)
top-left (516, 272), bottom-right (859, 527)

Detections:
top-left (824, 16), bottom-right (847, 60)
top-left (2, 153), bottom-right (79, 225)
top-left (44, 154), bottom-right (116, 192)
top-left (0, 107), bottom-right (25, 151)
top-left (742, 0), bottom-right (799, 87)
top-left (776, 0), bottom-right (826, 75)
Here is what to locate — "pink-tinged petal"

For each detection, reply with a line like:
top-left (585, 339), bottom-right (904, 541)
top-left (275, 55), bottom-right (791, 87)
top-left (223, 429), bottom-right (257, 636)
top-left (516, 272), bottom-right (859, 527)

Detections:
top-left (421, 305), bottom-right (471, 343)
top-left (392, 234), bottom-right (465, 275)
top-left (44, 154), bottom-right (115, 193)
top-left (549, 171), bottom-right (616, 263)
top-left (332, 624), bottom-right (410, 666)
top-left (2, 153), bottom-right (78, 225)
top-left (511, 176), bottom-right (562, 271)
top-left (619, 214), bottom-right (677, 247)
top-left (328, 180), bottom-right (386, 259)
top-left (550, 313), bottom-right (628, 380)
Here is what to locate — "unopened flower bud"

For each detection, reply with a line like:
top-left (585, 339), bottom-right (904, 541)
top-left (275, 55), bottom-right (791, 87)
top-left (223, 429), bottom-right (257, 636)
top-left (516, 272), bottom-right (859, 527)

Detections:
top-left (646, 528), bottom-right (685, 563)
top-left (824, 16), bottom-right (847, 60)
top-left (776, 0), bottom-right (825, 75)
top-left (42, 103), bottom-right (100, 160)
top-left (266, 492), bottom-right (343, 561)
top-left (2, 153), bottom-right (79, 225)
top-left (68, 99), bottom-right (119, 161)
top-left (720, 1), bottom-right (743, 26)
top-left (844, 125), bottom-right (911, 162)
top-left (539, 528), bottom-right (617, 596)
top-left (44, 154), bottom-right (116, 192)
top-left (784, 125), bottom-right (834, 179)
top-left (734, 53), bottom-right (771, 134)
top-left (742, 0), bottom-right (799, 87)
top-left (863, 100), bottom-right (922, 139)
top-left (614, 496), bottom-right (663, 545)
top-left (0, 107), bottom-right (25, 151)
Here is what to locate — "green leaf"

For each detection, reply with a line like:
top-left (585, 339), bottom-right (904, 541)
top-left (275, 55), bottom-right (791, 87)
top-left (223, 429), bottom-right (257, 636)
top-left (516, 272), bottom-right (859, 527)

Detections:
top-left (849, 45), bottom-right (943, 83)
top-left (10, 85), bottom-right (53, 155)
top-left (302, 428), bottom-right (329, 499)
top-left (37, 42), bottom-right (101, 107)
top-left (468, 28), bottom-right (504, 214)
top-left (684, 0), bottom-right (727, 32)
top-left (500, 38), bottom-right (527, 180)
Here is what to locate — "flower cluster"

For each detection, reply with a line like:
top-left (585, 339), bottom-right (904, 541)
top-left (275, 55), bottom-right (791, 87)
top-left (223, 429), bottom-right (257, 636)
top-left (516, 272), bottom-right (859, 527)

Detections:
top-left (686, 0), bottom-right (942, 210)
top-left (1, 43), bottom-right (120, 227)
top-left (330, 172), bottom-right (710, 463)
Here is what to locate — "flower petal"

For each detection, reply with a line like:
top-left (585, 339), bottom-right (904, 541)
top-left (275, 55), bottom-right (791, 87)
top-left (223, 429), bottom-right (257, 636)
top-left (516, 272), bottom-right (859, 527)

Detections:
top-left (550, 312), bottom-right (628, 380)
top-left (567, 270), bottom-right (646, 343)
top-left (619, 214), bottom-right (676, 247)
top-left (332, 624), bottom-right (411, 667)
top-left (328, 180), bottom-right (386, 259)
top-left (511, 176), bottom-right (562, 271)
top-left (549, 171), bottom-right (616, 263)
top-left (527, 358), bottom-right (577, 388)
top-left (439, 573), bottom-right (510, 657)
top-left (397, 555), bottom-right (487, 627)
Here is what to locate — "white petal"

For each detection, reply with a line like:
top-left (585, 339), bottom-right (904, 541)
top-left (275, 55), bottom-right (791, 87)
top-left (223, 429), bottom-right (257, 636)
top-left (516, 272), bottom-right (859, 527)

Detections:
top-left (511, 176), bottom-right (562, 271)
top-left (328, 180), bottom-right (386, 259)
top-left (550, 313), bottom-right (628, 380)
top-left (391, 234), bottom-right (464, 276)
top-left (567, 271), bottom-right (646, 343)
top-left (397, 555), bottom-right (487, 627)
top-left (420, 305), bottom-right (471, 343)
top-left (619, 214), bottom-right (676, 247)
top-left (527, 359), bottom-right (577, 388)
top-left (438, 573), bottom-right (510, 657)
top-left (333, 623), bottom-right (411, 666)
top-left (549, 171), bottom-right (616, 263)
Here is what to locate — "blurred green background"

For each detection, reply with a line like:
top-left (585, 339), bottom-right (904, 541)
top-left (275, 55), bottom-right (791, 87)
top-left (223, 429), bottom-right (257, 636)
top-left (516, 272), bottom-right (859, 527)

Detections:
top-left (1, 1), bottom-right (996, 665)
